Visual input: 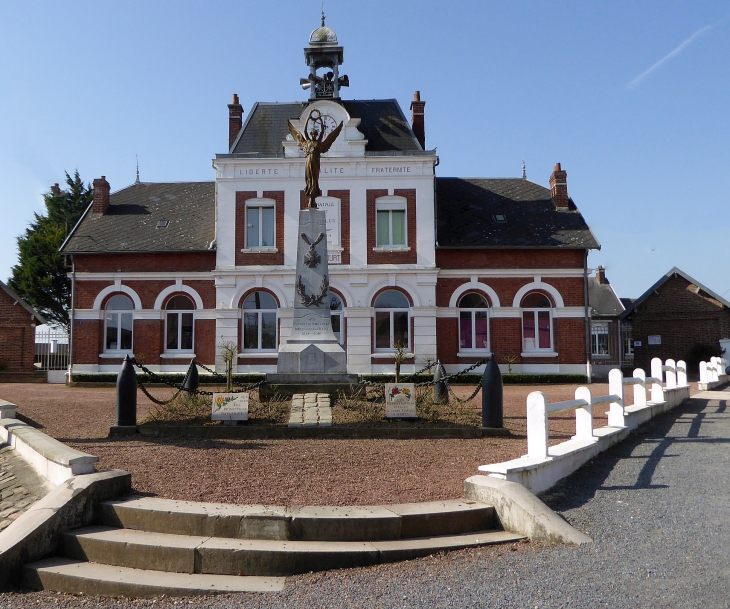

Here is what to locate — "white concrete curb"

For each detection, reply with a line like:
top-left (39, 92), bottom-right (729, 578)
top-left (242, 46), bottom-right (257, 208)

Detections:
top-left (0, 419), bottom-right (98, 486)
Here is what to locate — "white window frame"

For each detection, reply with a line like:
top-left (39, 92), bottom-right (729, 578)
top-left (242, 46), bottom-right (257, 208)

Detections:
top-left (104, 295), bottom-right (134, 354)
top-left (374, 196), bottom-right (409, 250)
top-left (243, 198), bottom-right (276, 251)
top-left (374, 290), bottom-right (410, 352)
top-left (521, 293), bottom-right (554, 355)
top-left (622, 324), bottom-right (634, 357)
top-left (164, 295), bottom-right (195, 354)
top-left (591, 322), bottom-right (610, 357)
top-left (458, 294), bottom-right (490, 353)
top-left (242, 292), bottom-right (278, 352)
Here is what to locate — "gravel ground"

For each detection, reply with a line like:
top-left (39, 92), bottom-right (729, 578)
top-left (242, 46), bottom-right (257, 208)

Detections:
top-left (0, 391), bottom-right (726, 608)
top-left (0, 382), bottom-right (611, 505)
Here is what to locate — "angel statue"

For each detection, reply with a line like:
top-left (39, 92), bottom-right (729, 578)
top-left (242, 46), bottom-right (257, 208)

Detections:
top-left (287, 109), bottom-right (344, 208)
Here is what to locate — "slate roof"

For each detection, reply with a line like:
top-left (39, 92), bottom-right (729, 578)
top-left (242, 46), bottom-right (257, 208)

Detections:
top-left (227, 100), bottom-right (426, 156)
top-left (0, 280), bottom-right (46, 324)
top-left (435, 178), bottom-right (600, 249)
top-left (620, 267), bottom-right (730, 319)
top-left (61, 182), bottom-right (215, 254)
top-left (588, 278), bottom-right (624, 317)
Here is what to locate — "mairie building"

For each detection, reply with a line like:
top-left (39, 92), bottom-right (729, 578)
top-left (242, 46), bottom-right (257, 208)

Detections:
top-left (61, 18), bottom-right (599, 377)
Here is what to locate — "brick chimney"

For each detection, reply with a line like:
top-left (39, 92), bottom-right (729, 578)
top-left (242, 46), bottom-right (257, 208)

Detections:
top-left (50, 183), bottom-right (61, 196)
top-left (410, 91), bottom-right (426, 150)
top-left (549, 163), bottom-right (570, 210)
top-left (92, 176), bottom-right (110, 215)
top-left (596, 265), bottom-right (608, 285)
top-left (228, 93), bottom-right (244, 151)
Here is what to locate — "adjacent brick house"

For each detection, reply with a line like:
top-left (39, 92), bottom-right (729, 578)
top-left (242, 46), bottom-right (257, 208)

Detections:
top-left (60, 19), bottom-right (600, 377)
top-left (621, 267), bottom-right (730, 376)
top-left (0, 280), bottom-right (45, 372)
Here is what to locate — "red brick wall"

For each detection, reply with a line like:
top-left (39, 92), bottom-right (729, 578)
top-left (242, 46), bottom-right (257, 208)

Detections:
top-left (436, 249), bottom-right (584, 270)
top-left (328, 190), bottom-right (351, 266)
top-left (0, 291), bottom-right (36, 372)
top-left (73, 319), bottom-right (101, 365)
top-left (366, 189), bottom-right (417, 264)
top-left (630, 274), bottom-right (730, 374)
top-left (74, 252), bottom-right (215, 273)
top-left (133, 320), bottom-right (163, 365)
top-left (195, 319), bottom-right (216, 364)
top-left (235, 191), bottom-right (285, 265)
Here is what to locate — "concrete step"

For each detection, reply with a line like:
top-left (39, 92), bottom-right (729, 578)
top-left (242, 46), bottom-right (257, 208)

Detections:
top-left (22, 557), bottom-right (286, 597)
top-left (63, 525), bottom-right (522, 576)
top-left (97, 497), bottom-right (494, 541)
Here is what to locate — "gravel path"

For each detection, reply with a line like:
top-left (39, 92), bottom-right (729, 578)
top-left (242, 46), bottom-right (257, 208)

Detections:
top-left (1, 390), bottom-right (726, 607)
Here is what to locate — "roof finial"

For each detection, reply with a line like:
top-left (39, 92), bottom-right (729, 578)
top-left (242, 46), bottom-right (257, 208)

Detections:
top-left (135, 155), bottom-right (140, 185)
top-left (321, 3), bottom-right (325, 26)
top-left (522, 158), bottom-right (526, 179)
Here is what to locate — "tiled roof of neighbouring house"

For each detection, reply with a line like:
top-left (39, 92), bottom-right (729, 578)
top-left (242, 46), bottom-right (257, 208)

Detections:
top-left (61, 182), bottom-right (215, 254)
top-left (588, 278), bottom-right (625, 316)
top-left (435, 178), bottom-right (600, 249)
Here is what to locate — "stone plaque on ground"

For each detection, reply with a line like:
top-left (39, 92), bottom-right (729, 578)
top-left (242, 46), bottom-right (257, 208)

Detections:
top-left (211, 393), bottom-right (249, 422)
top-left (385, 383), bottom-right (417, 419)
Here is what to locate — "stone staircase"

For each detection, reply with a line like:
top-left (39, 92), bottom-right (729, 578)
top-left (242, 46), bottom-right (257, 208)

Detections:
top-left (22, 496), bottom-right (523, 597)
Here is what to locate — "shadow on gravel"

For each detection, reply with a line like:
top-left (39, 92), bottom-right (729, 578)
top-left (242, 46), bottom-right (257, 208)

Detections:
top-left (539, 398), bottom-right (729, 513)
top-left (58, 435), bottom-right (272, 451)
top-left (14, 413), bottom-right (44, 430)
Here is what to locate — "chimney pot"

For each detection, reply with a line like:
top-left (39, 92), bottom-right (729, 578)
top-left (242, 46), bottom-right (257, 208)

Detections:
top-left (596, 265), bottom-right (608, 284)
top-left (549, 162), bottom-right (569, 210)
top-left (92, 176), bottom-right (111, 215)
top-left (410, 90), bottom-right (426, 150)
top-left (228, 94), bottom-right (244, 151)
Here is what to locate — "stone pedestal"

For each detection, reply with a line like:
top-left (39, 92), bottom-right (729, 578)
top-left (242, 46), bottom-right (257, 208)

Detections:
top-left (267, 208), bottom-right (358, 395)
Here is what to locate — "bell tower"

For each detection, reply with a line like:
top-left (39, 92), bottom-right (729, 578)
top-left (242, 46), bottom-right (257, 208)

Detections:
top-left (300, 11), bottom-right (349, 101)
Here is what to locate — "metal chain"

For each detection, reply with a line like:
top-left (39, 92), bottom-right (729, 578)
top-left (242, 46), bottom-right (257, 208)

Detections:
top-left (195, 361), bottom-right (265, 390)
top-left (129, 358), bottom-right (265, 399)
top-left (435, 359), bottom-right (488, 403)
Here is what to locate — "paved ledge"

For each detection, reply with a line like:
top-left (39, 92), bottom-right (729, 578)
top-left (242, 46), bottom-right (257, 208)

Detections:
top-left (0, 401), bottom-right (17, 419)
top-left (0, 469), bottom-right (131, 591)
top-left (464, 475), bottom-right (591, 545)
top-left (0, 420), bottom-right (98, 486)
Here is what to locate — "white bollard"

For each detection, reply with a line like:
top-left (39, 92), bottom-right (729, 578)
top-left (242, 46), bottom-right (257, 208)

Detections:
top-left (633, 368), bottom-right (647, 407)
top-left (677, 360), bottom-right (687, 387)
top-left (608, 368), bottom-right (626, 427)
top-left (665, 359), bottom-right (677, 389)
top-left (573, 386), bottom-right (594, 442)
top-left (526, 391), bottom-right (549, 460)
top-left (651, 358), bottom-right (664, 403)
top-left (700, 361), bottom-right (708, 384)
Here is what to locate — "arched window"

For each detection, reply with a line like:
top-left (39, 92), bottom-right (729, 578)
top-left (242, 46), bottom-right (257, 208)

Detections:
top-left (458, 293), bottom-right (489, 351)
top-left (105, 295), bottom-right (133, 352)
top-left (330, 294), bottom-right (344, 345)
top-left (521, 291), bottom-right (553, 352)
top-left (374, 290), bottom-right (409, 350)
top-left (165, 295), bottom-right (195, 352)
top-left (242, 291), bottom-right (277, 351)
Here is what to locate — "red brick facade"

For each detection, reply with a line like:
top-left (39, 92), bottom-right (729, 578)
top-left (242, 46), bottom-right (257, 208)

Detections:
top-left (628, 274), bottom-right (730, 374)
top-left (0, 288), bottom-right (39, 372)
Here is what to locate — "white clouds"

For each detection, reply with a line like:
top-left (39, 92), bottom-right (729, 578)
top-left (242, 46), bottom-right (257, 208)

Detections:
top-left (626, 22), bottom-right (718, 89)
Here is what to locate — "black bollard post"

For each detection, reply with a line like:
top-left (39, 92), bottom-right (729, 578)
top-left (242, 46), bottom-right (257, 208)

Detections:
top-left (115, 354), bottom-right (137, 428)
top-left (433, 360), bottom-right (449, 404)
top-left (182, 358), bottom-right (199, 398)
top-left (481, 355), bottom-right (504, 429)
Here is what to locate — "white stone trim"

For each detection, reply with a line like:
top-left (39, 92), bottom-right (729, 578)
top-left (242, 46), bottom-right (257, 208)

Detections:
top-left (229, 280), bottom-right (289, 310)
top-left (448, 281), bottom-right (501, 308)
top-left (153, 280), bottom-right (204, 310)
top-left (512, 280), bottom-right (565, 308)
top-left (75, 271), bottom-right (213, 281)
top-left (366, 279), bottom-right (422, 307)
top-left (552, 307), bottom-right (586, 318)
top-left (438, 268), bottom-right (586, 278)
top-left (75, 310), bottom-right (103, 320)
top-left (92, 282), bottom-right (142, 311)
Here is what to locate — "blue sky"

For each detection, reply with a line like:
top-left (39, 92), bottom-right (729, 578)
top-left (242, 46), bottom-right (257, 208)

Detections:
top-left (0, 1), bottom-right (728, 300)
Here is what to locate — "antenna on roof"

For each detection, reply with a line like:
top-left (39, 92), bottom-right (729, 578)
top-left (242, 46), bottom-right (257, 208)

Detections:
top-left (135, 155), bottom-right (140, 185)
top-left (522, 158), bottom-right (526, 180)
top-left (321, 2), bottom-right (325, 26)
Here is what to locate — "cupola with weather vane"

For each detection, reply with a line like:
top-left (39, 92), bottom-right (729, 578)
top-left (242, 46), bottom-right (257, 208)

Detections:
top-left (300, 9), bottom-right (349, 100)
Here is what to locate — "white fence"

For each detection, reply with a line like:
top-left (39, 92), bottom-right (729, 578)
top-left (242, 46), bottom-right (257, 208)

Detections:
top-left (478, 357), bottom-right (704, 495)
top-left (699, 357), bottom-right (728, 390)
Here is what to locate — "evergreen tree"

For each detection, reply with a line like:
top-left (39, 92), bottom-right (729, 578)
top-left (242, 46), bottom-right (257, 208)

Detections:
top-left (8, 171), bottom-right (92, 329)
